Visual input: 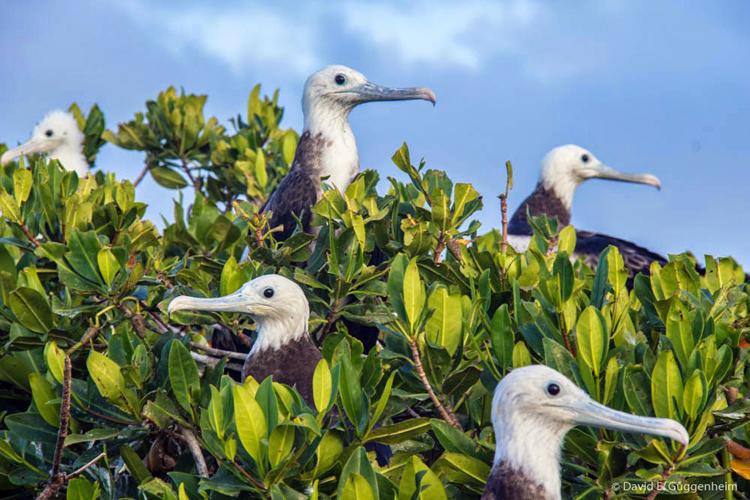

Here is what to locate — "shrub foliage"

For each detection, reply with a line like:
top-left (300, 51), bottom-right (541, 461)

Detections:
top-left (0, 87), bottom-right (748, 499)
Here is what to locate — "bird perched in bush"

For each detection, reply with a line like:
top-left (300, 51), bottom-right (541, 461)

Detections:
top-left (508, 145), bottom-right (665, 278)
top-left (482, 365), bottom-right (688, 500)
top-left (168, 274), bottom-right (320, 404)
top-left (263, 64), bottom-right (436, 240)
top-left (1, 110), bottom-right (89, 177)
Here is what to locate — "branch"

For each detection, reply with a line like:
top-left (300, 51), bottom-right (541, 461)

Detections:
top-left (433, 233), bottom-right (446, 265)
top-left (18, 222), bottom-right (40, 248)
top-left (190, 342), bottom-right (246, 361)
top-left (190, 351), bottom-right (243, 373)
top-left (67, 452), bottom-right (106, 479)
top-left (37, 355), bottom-right (72, 500)
top-left (499, 160), bottom-right (513, 254)
top-left (408, 337), bottom-right (462, 430)
top-left (133, 162), bottom-right (151, 188)
top-left (179, 427), bottom-right (209, 478)
top-left (645, 445), bottom-right (685, 500)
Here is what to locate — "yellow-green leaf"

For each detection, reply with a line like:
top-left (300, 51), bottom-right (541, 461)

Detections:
top-left (575, 306), bottom-right (608, 377)
top-left (232, 383), bottom-right (267, 463)
top-left (403, 257), bottom-right (425, 332)
top-left (312, 359), bottom-right (332, 413)
top-left (29, 373), bottom-right (59, 426)
top-left (97, 248), bottom-right (120, 286)
top-left (87, 351), bottom-right (125, 401)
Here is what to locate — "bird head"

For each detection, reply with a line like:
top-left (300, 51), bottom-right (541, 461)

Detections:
top-left (302, 65), bottom-right (436, 126)
top-left (168, 274), bottom-right (310, 352)
top-left (1, 111), bottom-right (85, 169)
top-left (492, 365), bottom-right (688, 455)
top-left (540, 145), bottom-right (661, 209)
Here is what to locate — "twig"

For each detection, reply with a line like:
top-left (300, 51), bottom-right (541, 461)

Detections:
top-left (18, 222), bottom-right (40, 248)
top-left (190, 351), bottom-right (243, 372)
top-left (408, 337), bottom-right (462, 430)
top-left (645, 445), bottom-right (684, 500)
top-left (179, 427), bottom-right (209, 478)
top-left (190, 342), bottom-right (246, 360)
top-left (133, 162), bottom-right (151, 188)
top-left (180, 157), bottom-right (201, 192)
top-left (37, 355), bottom-right (72, 500)
top-left (499, 160), bottom-right (513, 253)
top-left (67, 452), bottom-right (106, 479)
top-left (433, 233), bottom-right (446, 265)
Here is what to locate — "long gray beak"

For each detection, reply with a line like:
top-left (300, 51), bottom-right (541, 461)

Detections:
top-left (583, 165), bottom-right (661, 190)
top-left (573, 398), bottom-right (689, 446)
top-left (168, 291), bottom-right (253, 315)
top-left (1, 137), bottom-right (61, 165)
top-left (349, 81), bottom-right (436, 105)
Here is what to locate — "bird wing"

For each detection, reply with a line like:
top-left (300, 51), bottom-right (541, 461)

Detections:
top-left (262, 167), bottom-right (319, 241)
top-left (575, 230), bottom-right (667, 276)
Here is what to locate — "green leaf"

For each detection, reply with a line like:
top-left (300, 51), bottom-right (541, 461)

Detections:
top-left (45, 340), bottom-right (66, 384)
top-left (268, 424), bottom-right (295, 468)
top-left (430, 419), bottom-right (475, 456)
top-left (4, 412), bottom-right (58, 444)
top-left (67, 477), bottom-right (100, 500)
top-left (403, 257), bottom-right (426, 333)
top-left (312, 358), bottom-right (333, 413)
top-left (0, 191), bottom-right (21, 222)
top-left (489, 304), bottom-right (514, 370)
top-left (651, 350), bottom-right (683, 420)
top-left (338, 355), bottom-right (367, 436)
top-left (337, 447), bottom-right (378, 500)
top-left (13, 168), bottom-right (33, 205)
top-left (220, 256), bottom-right (244, 296)
top-left (399, 455), bottom-right (447, 500)
top-left (512, 342), bottom-right (531, 368)
top-left (168, 341), bottom-right (200, 415)
top-left (9, 287), bottom-right (53, 334)
top-left (425, 286), bottom-right (462, 355)
top-left (87, 351), bottom-right (125, 401)
top-left (387, 253), bottom-right (409, 324)
top-left (120, 444), bottom-right (152, 484)
top-left (364, 417), bottom-right (430, 444)
top-left (575, 306), bottom-right (608, 377)
top-left (435, 452), bottom-right (490, 487)
top-left (232, 382), bottom-right (267, 464)
top-left (366, 371), bottom-right (396, 436)
top-left (97, 248), bottom-right (120, 286)
top-left (682, 371), bottom-right (705, 421)
top-left (150, 166), bottom-right (188, 189)
top-left (29, 373), bottom-right (59, 426)
top-left (342, 473), bottom-right (375, 500)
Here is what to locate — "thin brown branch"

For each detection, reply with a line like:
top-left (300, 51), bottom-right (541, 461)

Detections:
top-left (179, 427), bottom-right (209, 478)
top-left (180, 157), bottom-right (201, 192)
top-left (408, 337), bottom-right (462, 430)
top-left (190, 342), bottom-right (246, 360)
top-left (562, 329), bottom-right (576, 357)
top-left (190, 351), bottom-right (243, 373)
top-left (18, 222), bottom-right (40, 248)
top-left (133, 162), bottom-right (151, 188)
top-left (37, 355), bottom-right (72, 499)
top-left (499, 160), bottom-right (513, 253)
top-left (645, 445), bottom-right (685, 500)
top-left (67, 452), bottom-right (106, 479)
top-left (433, 233), bottom-right (446, 265)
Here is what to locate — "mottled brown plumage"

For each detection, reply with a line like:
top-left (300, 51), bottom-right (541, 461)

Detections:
top-left (263, 131), bottom-right (330, 240)
top-left (242, 334), bottom-right (322, 405)
top-left (508, 182), bottom-right (570, 235)
top-left (481, 461), bottom-right (549, 500)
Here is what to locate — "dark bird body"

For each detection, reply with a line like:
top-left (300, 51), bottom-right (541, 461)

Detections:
top-left (481, 462), bottom-right (547, 500)
top-left (242, 334), bottom-right (321, 405)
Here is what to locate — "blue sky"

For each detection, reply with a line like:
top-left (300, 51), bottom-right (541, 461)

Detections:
top-left (1, 0), bottom-right (749, 265)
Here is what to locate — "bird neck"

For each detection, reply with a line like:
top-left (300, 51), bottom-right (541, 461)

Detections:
top-left (492, 408), bottom-right (570, 500)
top-left (51, 144), bottom-right (89, 178)
top-left (302, 104), bottom-right (359, 194)
top-left (508, 182), bottom-right (571, 235)
top-left (250, 314), bottom-right (309, 356)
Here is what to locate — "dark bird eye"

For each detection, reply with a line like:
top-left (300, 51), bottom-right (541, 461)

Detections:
top-left (546, 383), bottom-right (561, 396)
top-left (581, 154), bottom-right (590, 163)
top-left (263, 287), bottom-right (274, 298)
top-left (45, 130), bottom-right (53, 137)
top-left (334, 74), bottom-right (346, 85)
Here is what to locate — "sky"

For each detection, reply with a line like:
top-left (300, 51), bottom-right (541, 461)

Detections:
top-left (1, 0), bottom-right (749, 265)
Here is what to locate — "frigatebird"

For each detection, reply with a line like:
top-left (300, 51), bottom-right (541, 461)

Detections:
top-left (482, 365), bottom-right (688, 499)
top-left (508, 145), bottom-right (665, 277)
top-left (263, 64), bottom-right (435, 240)
top-left (1, 110), bottom-right (89, 177)
top-left (168, 274), bottom-right (320, 404)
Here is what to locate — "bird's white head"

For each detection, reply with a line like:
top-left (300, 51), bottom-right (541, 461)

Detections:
top-left (168, 274), bottom-right (310, 353)
top-left (540, 145), bottom-right (661, 210)
top-left (302, 65), bottom-right (436, 132)
top-left (491, 365), bottom-right (688, 498)
top-left (1, 110), bottom-right (88, 177)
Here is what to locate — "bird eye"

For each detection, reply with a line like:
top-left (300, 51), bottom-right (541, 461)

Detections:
top-left (581, 154), bottom-right (590, 163)
top-left (45, 130), bottom-right (53, 137)
top-left (334, 74), bottom-right (347, 85)
top-left (263, 287), bottom-right (274, 299)
top-left (546, 383), bottom-right (561, 396)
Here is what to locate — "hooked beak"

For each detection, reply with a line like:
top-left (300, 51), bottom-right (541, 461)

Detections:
top-left (581, 164), bottom-right (661, 190)
top-left (346, 81), bottom-right (436, 106)
top-left (572, 398), bottom-right (689, 446)
top-left (168, 290), bottom-right (256, 315)
top-left (1, 137), bottom-right (62, 165)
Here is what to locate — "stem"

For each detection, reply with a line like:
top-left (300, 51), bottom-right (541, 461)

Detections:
top-left (190, 342), bottom-right (246, 360)
top-left (722, 446), bottom-right (735, 500)
top-left (67, 452), bottom-right (106, 479)
top-left (433, 233), bottom-right (445, 265)
top-left (179, 427), bottom-right (209, 478)
top-left (180, 157), bottom-right (201, 192)
top-left (408, 337), bottom-right (462, 430)
top-left (500, 194), bottom-right (508, 253)
top-left (645, 446), bottom-right (684, 500)
top-left (133, 162), bottom-right (151, 188)
top-left (18, 222), bottom-right (40, 248)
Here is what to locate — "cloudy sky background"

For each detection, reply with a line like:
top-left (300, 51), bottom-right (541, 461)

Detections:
top-left (1, 1), bottom-right (748, 264)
